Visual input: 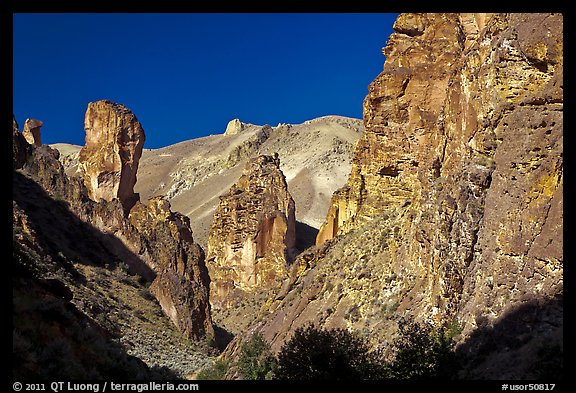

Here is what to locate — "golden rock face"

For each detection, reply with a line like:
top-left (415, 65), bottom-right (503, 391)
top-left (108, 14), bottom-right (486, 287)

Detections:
top-left (233, 14), bottom-right (563, 377)
top-left (78, 100), bottom-right (145, 213)
top-left (15, 100), bottom-right (214, 342)
top-left (13, 116), bottom-right (31, 169)
top-left (207, 154), bottom-right (296, 310)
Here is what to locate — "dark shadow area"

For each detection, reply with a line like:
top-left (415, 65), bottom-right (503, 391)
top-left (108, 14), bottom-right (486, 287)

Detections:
top-left (295, 221), bottom-right (319, 253)
top-left (13, 170), bottom-right (156, 281)
top-left (12, 170), bottom-right (182, 378)
top-left (213, 324), bottom-right (235, 352)
top-left (13, 242), bottom-right (178, 379)
top-left (456, 294), bottom-right (563, 380)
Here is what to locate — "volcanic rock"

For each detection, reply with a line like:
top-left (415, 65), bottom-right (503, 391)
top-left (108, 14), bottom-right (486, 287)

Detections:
top-left (315, 12), bottom-right (563, 328)
top-left (227, 13), bottom-right (562, 379)
top-left (206, 154), bottom-right (296, 309)
top-left (15, 102), bottom-right (214, 342)
top-left (13, 116), bottom-right (31, 169)
top-left (78, 100), bottom-right (145, 213)
top-left (224, 119), bottom-right (246, 136)
top-left (22, 118), bottom-right (43, 146)
top-left (129, 197), bottom-right (214, 339)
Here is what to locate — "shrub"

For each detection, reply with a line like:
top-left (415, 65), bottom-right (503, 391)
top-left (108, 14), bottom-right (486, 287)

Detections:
top-left (196, 360), bottom-right (228, 380)
top-left (237, 333), bottom-right (277, 380)
top-left (138, 288), bottom-right (156, 301)
top-left (275, 325), bottom-right (382, 380)
top-left (387, 318), bottom-right (459, 380)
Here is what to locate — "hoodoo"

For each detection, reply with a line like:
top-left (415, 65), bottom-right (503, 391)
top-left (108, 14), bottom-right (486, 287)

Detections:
top-left (207, 154), bottom-right (296, 309)
top-left (79, 100), bottom-right (145, 213)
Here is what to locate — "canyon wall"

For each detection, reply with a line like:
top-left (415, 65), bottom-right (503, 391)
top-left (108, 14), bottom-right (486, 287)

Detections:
top-left (226, 13), bottom-right (562, 379)
top-left (14, 101), bottom-right (214, 341)
top-left (316, 12), bottom-right (562, 325)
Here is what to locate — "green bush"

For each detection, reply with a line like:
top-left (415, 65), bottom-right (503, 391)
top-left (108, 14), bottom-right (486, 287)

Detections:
top-left (275, 325), bottom-right (382, 380)
top-left (196, 360), bottom-right (228, 380)
top-left (237, 333), bottom-right (277, 380)
top-left (387, 318), bottom-right (459, 380)
top-left (274, 319), bottom-right (459, 380)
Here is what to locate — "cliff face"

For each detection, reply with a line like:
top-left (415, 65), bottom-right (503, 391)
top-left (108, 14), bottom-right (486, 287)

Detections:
top-left (317, 11), bottom-right (562, 320)
top-left (317, 13), bottom-right (466, 245)
top-left (228, 13), bottom-right (562, 379)
top-left (79, 100), bottom-right (145, 213)
top-left (14, 101), bottom-right (214, 342)
top-left (13, 116), bottom-right (31, 169)
top-left (207, 154), bottom-right (296, 310)
top-left (128, 197), bottom-right (213, 339)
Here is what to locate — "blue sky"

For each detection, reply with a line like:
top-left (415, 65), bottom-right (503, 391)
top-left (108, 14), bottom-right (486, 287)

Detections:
top-left (13, 13), bottom-right (398, 149)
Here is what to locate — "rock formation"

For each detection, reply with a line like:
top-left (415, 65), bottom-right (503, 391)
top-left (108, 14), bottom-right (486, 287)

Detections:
top-left (22, 118), bottom-right (43, 146)
top-left (15, 142), bottom-right (214, 341)
top-left (55, 115), bottom-right (363, 252)
top-left (207, 154), bottom-right (296, 309)
top-left (78, 100), bottom-right (145, 213)
top-left (14, 101), bottom-right (215, 342)
top-left (316, 11), bottom-right (563, 320)
top-left (128, 197), bottom-right (213, 339)
top-left (226, 13), bottom-right (562, 379)
top-left (13, 116), bottom-right (31, 169)
top-left (224, 118), bottom-right (246, 136)
top-left (13, 154), bottom-right (214, 377)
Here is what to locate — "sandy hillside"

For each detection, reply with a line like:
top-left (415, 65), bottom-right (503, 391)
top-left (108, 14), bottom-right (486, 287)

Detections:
top-left (50, 143), bottom-right (82, 177)
top-left (52, 115), bottom-right (362, 250)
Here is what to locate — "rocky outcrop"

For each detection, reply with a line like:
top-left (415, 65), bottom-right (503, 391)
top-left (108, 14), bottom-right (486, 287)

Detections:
top-left (22, 118), bottom-right (43, 147)
top-left (224, 119), bottom-right (246, 136)
top-left (13, 116), bottom-right (31, 169)
top-left (315, 12), bottom-right (563, 317)
top-left (224, 125), bottom-right (272, 168)
top-left (128, 197), bottom-right (213, 339)
top-left (79, 100), bottom-right (145, 213)
top-left (15, 143), bottom-right (214, 341)
top-left (207, 154), bottom-right (296, 310)
top-left (14, 101), bottom-right (215, 342)
top-left (317, 13), bottom-right (468, 244)
top-left (13, 165), bottom-right (214, 378)
top-left (229, 13), bottom-right (562, 379)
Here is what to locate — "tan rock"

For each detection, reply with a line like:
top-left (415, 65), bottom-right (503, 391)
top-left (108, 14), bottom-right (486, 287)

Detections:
top-left (231, 13), bottom-right (562, 379)
top-left (13, 116), bottom-right (31, 169)
top-left (224, 118), bottom-right (246, 136)
top-left (78, 100), bottom-right (145, 213)
top-left (207, 154), bottom-right (296, 309)
top-left (14, 106), bottom-right (214, 343)
top-left (22, 118), bottom-right (43, 146)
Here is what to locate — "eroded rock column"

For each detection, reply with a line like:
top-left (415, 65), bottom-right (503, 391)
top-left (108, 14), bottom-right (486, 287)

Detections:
top-left (207, 154), bottom-right (296, 309)
top-left (79, 100), bottom-right (145, 213)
